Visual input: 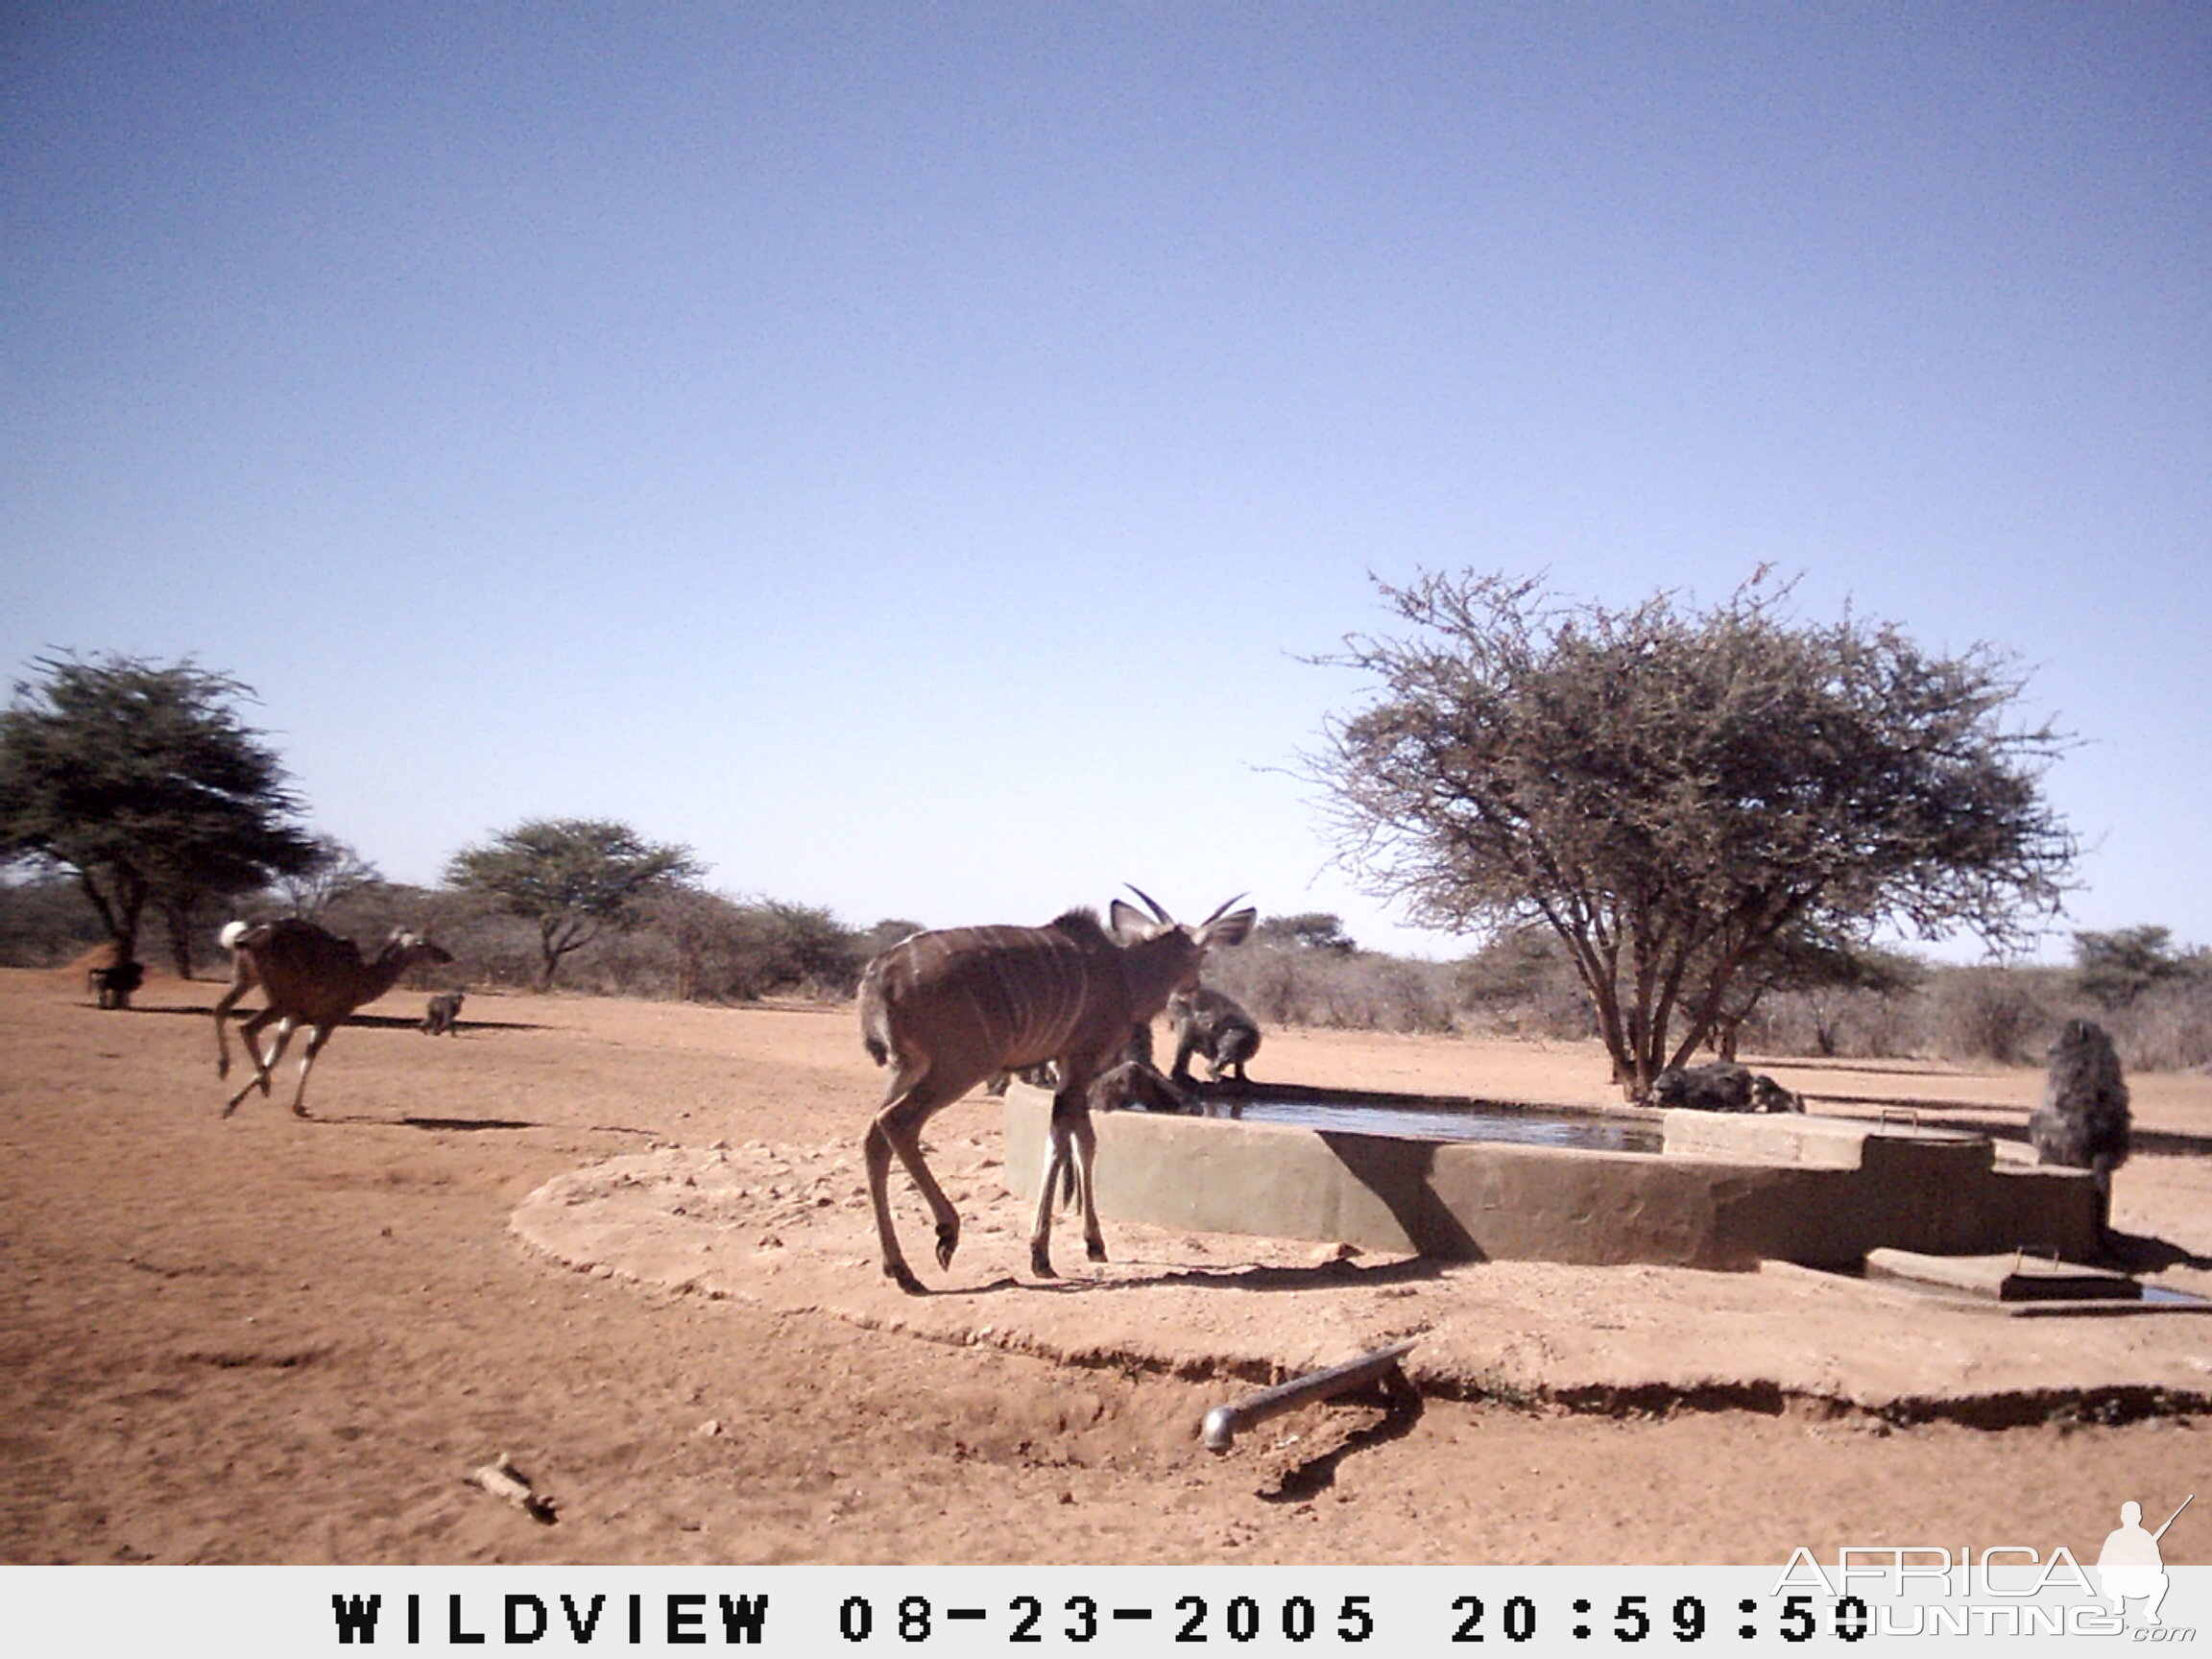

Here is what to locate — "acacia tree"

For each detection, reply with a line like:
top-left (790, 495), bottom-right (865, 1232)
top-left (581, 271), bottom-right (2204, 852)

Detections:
top-left (445, 818), bottom-right (702, 990)
top-left (1308, 572), bottom-right (2078, 1095)
top-left (2071, 926), bottom-right (2200, 1010)
top-left (0, 654), bottom-right (320, 979)
top-left (272, 834), bottom-right (384, 922)
top-left (1255, 912), bottom-right (1358, 954)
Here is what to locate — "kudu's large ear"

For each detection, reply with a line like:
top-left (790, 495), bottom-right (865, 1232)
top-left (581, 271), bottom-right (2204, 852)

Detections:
top-left (1109, 899), bottom-right (1158, 942)
top-left (1195, 902), bottom-right (1256, 950)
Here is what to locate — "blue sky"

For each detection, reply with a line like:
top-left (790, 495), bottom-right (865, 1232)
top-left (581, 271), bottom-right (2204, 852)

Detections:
top-left (4, 4), bottom-right (2207, 960)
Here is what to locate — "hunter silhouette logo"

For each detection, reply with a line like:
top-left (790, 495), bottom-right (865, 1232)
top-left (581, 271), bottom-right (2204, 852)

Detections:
top-left (2098, 1495), bottom-right (2192, 1627)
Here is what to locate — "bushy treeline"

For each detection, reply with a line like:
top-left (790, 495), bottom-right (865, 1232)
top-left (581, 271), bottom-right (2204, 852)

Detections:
top-left (306, 883), bottom-right (918, 1002)
top-left (6, 872), bottom-right (2206, 1070)
top-left (1202, 918), bottom-right (2212, 1074)
top-left (0, 869), bottom-right (906, 1003)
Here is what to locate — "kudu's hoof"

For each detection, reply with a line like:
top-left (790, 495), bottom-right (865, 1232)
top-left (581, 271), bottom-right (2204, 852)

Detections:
top-left (1030, 1250), bottom-right (1058, 1280)
top-left (1086, 1240), bottom-right (1108, 1262)
top-left (934, 1226), bottom-right (959, 1272)
top-left (887, 1262), bottom-right (927, 1296)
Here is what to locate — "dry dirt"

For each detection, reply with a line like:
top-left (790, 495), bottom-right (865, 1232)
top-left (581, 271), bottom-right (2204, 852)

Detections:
top-left (4, 965), bottom-right (2209, 1567)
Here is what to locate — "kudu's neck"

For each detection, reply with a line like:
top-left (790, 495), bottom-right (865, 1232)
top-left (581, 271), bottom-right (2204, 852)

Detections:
top-left (361, 938), bottom-right (423, 998)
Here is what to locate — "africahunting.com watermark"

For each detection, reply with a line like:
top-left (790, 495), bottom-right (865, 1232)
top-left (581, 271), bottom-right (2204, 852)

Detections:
top-left (1776, 1493), bottom-right (2197, 1639)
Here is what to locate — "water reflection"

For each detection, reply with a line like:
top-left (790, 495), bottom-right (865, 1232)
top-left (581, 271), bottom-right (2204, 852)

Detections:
top-left (1210, 1094), bottom-right (1663, 1155)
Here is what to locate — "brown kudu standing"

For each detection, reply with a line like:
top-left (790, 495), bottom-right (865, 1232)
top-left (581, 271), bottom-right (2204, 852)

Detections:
top-left (858, 889), bottom-right (1255, 1292)
top-left (213, 918), bottom-right (453, 1117)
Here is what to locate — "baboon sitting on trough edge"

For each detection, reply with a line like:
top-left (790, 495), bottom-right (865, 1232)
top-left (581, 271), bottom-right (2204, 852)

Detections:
top-left (2030, 1018), bottom-right (2130, 1234)
top-left (1167, 985), bottom-right (1262, 1084)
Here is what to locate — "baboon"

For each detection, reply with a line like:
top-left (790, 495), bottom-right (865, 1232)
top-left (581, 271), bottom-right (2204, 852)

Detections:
top-left (421, 990), bottom-right (466, 1036)
top-left (1648, 1062), bottom-right (1804, 1114)
top-left (2030, 1018), bottom-right (2130, 1232)
top-left (1088, 1040), bottom-right (1196, 1115)
top-left (87, 959), bottom-right (145, 1010)
top-left (981, 1062), bottom-right (1059, 1098)
top-left (1167, 985), bottom-right (1262, 1084)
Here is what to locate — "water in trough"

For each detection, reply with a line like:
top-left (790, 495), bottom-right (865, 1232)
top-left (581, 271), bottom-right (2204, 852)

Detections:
top-left (1188, 1089), bottom-right (1665, 1155)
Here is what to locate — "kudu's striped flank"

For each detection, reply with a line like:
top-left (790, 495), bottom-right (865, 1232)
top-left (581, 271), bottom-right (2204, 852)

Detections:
top-left (858, 890), bottom-right (1256, 1292)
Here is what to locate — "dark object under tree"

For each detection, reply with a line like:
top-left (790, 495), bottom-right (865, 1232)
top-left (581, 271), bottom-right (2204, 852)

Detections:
top-left (0, 654), bottom-right (319, 987)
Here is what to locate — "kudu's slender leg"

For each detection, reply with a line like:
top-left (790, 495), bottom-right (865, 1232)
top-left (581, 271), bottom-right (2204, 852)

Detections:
top-left (865, 1065), bottom-right (964, 1294)
top-left (1070, 1109), bottom-right (1105, 1262)
top-left (222, 1010), bottom-right (287, 1115)
top-left (1030, 1110), bottom-right (1074, 1279)
top-left (212, 973), bottom-right (253, 1081)
top-left (285, 1023), bottom-right (335, 1117)
top-left (1031, 1075), bottom-right (1107, 1279)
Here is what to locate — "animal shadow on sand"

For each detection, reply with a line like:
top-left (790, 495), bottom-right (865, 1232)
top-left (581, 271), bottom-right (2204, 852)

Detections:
top-left (1020, 1254), bottom-right (1448, 1298)
top-left (2103, 1228), bottom-right (2212, 1275)
top-left (278, 1111), bottom-right (545, 1132)
top-left (895, 1254), bottom-right (1444, 1300)
top-left (1258, 1365), bottom-right (1425, 1503)
top-left (397, 1115), bottom-right (541, 1133)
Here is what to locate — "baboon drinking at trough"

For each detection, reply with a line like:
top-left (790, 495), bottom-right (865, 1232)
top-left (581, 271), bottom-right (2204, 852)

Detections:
top-left (1166, 984), bottom-right (1262, 1084)
top-left (1647, 1062), bottom-right (1803, 1114)
top-left (1088, 1021), bottom-right (1196, 1114)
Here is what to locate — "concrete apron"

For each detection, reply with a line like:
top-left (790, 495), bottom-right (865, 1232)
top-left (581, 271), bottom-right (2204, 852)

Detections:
top-left (1002, 1085), bottom-right (2103, 1270)
top-left (512, 1128), bottom-right (2212, 1424)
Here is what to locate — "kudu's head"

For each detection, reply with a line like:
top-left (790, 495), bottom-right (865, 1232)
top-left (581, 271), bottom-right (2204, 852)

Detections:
top-left (384, 930), bottom-right (455, 968)
top-left (1107, 887), bottom-right (1256, 1013)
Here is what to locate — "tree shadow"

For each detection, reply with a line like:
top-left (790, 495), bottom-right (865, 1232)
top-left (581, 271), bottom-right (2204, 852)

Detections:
top-left (1812, 1097), bottom-right (2212, 1161)
top-left (116, 1003), bottom-right (548, 1033)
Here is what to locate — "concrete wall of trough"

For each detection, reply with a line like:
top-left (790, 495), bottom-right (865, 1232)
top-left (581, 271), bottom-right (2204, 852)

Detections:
top-left (1001, 1091), bottom-right (2102, 1269)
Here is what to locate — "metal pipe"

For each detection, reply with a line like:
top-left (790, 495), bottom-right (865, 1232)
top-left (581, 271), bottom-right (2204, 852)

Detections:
top-left (1201, 1336), bottom-right (1419, 1454)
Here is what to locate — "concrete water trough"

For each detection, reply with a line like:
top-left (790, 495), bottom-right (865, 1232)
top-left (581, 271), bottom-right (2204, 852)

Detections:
top-left (1001, 1082), bottom-right (2103, 1270)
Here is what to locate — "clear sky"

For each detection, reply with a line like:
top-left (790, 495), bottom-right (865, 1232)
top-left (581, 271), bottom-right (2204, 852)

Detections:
top-left (4, 4), bottom-right (2207, 961)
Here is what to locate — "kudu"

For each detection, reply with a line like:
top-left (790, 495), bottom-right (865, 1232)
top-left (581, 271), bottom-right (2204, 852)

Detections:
top-left (213, 918), bottom-right (453, 1118)
top-left (857, 888), bottom-right (1255, 1292)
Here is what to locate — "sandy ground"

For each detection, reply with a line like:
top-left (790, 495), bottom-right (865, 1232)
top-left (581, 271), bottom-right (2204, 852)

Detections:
top-left (3, 965), bottom-right (2209, 1567)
